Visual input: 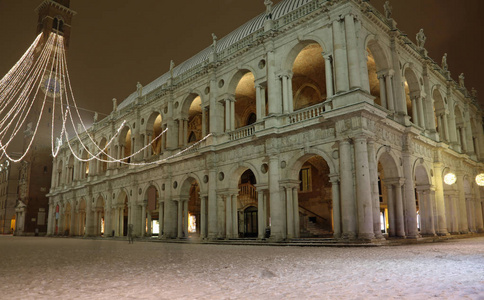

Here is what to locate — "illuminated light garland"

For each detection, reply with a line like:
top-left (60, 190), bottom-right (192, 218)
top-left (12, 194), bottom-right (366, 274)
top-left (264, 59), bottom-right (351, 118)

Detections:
top-left (444, 173), bottom-right (457, 185)
top-left (476, 173), bottom-right (484, 187)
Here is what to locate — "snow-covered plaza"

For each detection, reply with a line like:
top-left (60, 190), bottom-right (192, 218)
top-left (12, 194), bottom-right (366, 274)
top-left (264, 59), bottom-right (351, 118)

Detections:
top-left (1, 236), bottom-right (483, 299)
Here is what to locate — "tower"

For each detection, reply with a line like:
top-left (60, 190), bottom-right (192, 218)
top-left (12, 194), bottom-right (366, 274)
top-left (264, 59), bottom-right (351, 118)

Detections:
top-left (13, 0), bottom-right (76, 236)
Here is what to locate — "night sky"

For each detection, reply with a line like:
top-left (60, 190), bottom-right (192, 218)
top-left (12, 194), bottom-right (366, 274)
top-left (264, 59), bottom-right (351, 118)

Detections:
top-left (0, 0), bottom-right (483, 118)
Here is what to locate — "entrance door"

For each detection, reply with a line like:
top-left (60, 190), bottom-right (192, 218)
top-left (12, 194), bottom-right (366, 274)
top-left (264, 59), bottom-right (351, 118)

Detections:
top-left (244, 206), bottom-right (258, 237)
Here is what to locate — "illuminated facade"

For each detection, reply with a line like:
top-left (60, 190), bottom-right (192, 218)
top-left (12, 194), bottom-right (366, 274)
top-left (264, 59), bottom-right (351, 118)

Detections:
top-left (47, 0), bottom-right (484, 241)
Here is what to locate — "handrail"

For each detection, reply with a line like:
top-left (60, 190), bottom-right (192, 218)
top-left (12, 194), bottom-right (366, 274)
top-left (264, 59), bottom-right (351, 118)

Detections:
top-left (299, 205), bottom-right (327, 223)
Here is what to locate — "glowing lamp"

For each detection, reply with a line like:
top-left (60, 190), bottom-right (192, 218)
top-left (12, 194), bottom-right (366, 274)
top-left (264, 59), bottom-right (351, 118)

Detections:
top-left (476, 173), bottom-right (484, 187)
top-left (444, 173), bottom-right (457, 185)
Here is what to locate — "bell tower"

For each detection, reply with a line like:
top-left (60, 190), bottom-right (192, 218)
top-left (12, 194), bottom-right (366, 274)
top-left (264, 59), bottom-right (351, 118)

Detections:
top-left (14, 0), bottom-right (76, 236)
top-left (35, 0), bottom-right (75, 49)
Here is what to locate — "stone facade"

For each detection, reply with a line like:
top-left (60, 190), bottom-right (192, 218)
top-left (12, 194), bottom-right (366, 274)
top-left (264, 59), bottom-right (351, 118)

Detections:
top-left (47, 0), bottom-right (484, 241)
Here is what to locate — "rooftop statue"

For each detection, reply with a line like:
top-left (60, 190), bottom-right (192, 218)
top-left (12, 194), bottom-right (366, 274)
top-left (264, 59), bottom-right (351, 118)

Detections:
top-left (471, 88), bottom-right (478, 98)
top-left (93, 112), bottom-right (98, 123)
top-left (136, 82), bottom-right (143, 98)
top-left (112, 98), bottom-right (117, 112)
top-left (459, 73), bottom-right (465, 88)
top-left (416, 29), bottom-right (426, 50)
top-left (211, 33), bottom-right (218, 52)
top-left (384, 1), bottom-right (392, 20)
top-left (170, 60), bottom-right (175, 78)
top-left (441, 53), bottom-right (448, 71)
top-left (264, 0), bottom-right (274, 19)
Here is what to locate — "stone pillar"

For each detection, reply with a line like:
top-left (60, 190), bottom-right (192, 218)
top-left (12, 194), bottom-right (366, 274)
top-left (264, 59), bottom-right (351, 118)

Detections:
top-left (85, 200), bottom-right (94, 236)
top-left (292, 187), bottom-right (300, 238)
top-left (339, 139), bottom-right (356, 239)
top-left (385, 71), bottom-right (395, 111)
top-left (224, 195), bottom-right (232, 238)
top-left (200, 196), bottom-right (207, 238)
top-left (443, 113), bottom-right (450, 142)
top-left (402, 152), bottom-right (419, 238)
top-left (177, 200), bottom-right (183, 238)
top-left (417, 96), bottom-right (426, 129)
top-left (329, 175), bottom-right (341, 239)
top-left (433, 164), bottom-right (449, 235)
top-left (257, 189), bottom-right (265, 239)
top-left (47, 202), bottom-right (54, 235)
top-left (158, 201), bottom-right (164, 239)
top-left (113, 207), bottom-right (119, 236)
top-left (201, 107), bottom-right (207, 137)
top-left (183, 200), bottom-right (189, 237)
top-left (474, 187), bottom-right (484, 232)
top-left (256, 85), bottom-right (263, 121)
top-left (267, 50), bottom-right (282, 115)
top-left (231, 194), bottom-right (237, 238)
top-left (323, 53), bottom-right (334, 98)
top-left (394, 181), bottom-right (406, 237)
top-left (332, 19), bottom-right (349, 93)
top-left (367, 140), bottom-right (382, 239)
top-left (269, 155), bottom-right (284, 240)
top-left (164, 199), bottom-right (178, 239)
top-left (281, 75), bottom-right (289, 114)
top-left (217, 194), bottom-right (225, 238)
top-left (140, 202), bottom-right (146, 237)
top-left (344, 14), bottom-right (361, 89)
top-left (69, 203), bottom-right (76, 236)
top-left (208, 170), bottom-right (218, 239)
top-left (411, 97), bottom-right (418, 125)
top-left (386, 184), bottom-right (395, 237)
top-left (287, 74), bottom-right (294, 113)
top-left (354, 137), bottom-right (374, 239)
top-left (285, 186), bottom-right (294, 239)
top-left (230, 100), bottom-right (235, 131)
top-left (224, 99), bottom-right (231, 132)
top-left (378, 74), bottom-right (387, 109)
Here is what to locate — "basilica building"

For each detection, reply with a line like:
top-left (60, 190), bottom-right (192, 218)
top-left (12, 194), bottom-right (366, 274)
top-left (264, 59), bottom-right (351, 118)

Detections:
top-left (47, 0), bottom-right (484, 241)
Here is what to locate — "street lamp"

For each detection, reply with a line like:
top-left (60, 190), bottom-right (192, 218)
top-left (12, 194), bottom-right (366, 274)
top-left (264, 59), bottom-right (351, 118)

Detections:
top-left (476, 173), bottom-right (484, 187)
top-left (444, 172), bottom-right (457, 185)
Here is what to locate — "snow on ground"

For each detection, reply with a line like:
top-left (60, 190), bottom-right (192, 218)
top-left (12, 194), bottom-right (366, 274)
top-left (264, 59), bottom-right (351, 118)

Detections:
top-left (0, 236), bottom-right (483, 300)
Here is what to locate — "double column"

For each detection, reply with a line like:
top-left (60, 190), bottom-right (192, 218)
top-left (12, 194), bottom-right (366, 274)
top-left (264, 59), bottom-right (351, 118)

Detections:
top-left (416, 186), bottom-right (436, 236)
top-left (255, 84), bottom-right (267, 121)
top-left (178, 119), bottom-right (188, 147)
top-left (377, 70), bottom-right (395, 111)
top-left (224, 96), bottom-right (236, 132)
top-left (256, 186), bottom-right (268, 239)
top-left (385, 179), bottom-right (405, 237)
top-left (283, 183), bottom-right (300, 239)
top-left (279, 72), bottom-right (294, 114)
top-left (224, 193), bottom-right (238, 239)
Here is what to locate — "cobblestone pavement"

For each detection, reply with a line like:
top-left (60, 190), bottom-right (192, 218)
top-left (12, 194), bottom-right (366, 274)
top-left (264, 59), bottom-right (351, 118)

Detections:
top-left (1, 236), bottom-right (483, 299)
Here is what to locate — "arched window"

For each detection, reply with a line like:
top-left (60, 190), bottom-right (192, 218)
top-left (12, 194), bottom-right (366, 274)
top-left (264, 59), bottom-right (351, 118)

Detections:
top-left (53, 18), bottom-right (64, 33)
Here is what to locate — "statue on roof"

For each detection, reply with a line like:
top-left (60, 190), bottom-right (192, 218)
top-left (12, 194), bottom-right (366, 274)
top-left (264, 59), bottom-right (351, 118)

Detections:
top-left (459, 73), bottom-right (465, 88)
top-left (383, 1), bottom-right (392, 20)
top-left (170, 60), bottom-right (175, 78)
top-left (136, 82), bottom-right (143, 98)
top-left (264, 0), bottom-right (274, 20)
top-left (471, 88), bottom-right (478, 98)
top-left (93, 112), bottom-right (98, 123)
top-left (211, 33), bottom-right (218, 52)
top-left (112, 98), bottom-right (117, 112)
top-left (416, 29), bottom-right (426, 50)
top-left (77, 123), bottom-right (82, 133)
top-left (441, 53), bottom-right (448, 71)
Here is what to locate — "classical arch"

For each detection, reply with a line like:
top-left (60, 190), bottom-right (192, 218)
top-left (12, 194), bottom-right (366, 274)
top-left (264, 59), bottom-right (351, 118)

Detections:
top-left (378, 151), bottom-right (405, 237)
top-left (228, 69), bottom-right (257, 129)
top-left (366, 38), bottom-right (391, 108)
top-left (433, 89), bottom-right (448, 142)
top-left (291, 42), bottom-right (328, 111)
top-left (93, 195), bottom-right (105, 236)
top-left (178, 176), bottom-right (203, 238)
top-left (143, 185), bottom-right (160, 237)
top-left (146, 112), bottom-right (163, 155)
top-left (181, 94), bottom-right (202, 145)
top-left (113, 190), bottom-right (129, 236)
top-left (98, 137), bottom-right (108, 173)
top-left (404, 68), bottom-right (422, 126)
top-left (118, 125), bottom-right (132, 163)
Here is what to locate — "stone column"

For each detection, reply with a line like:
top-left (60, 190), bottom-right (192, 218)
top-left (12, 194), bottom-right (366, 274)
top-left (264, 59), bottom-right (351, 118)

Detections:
top-left (344, 14), bottom-right (362, 89)
top-left (394, 181), bottom-right (406, 237)
top-left (256, 85), bottom-right (263, 121)
top-left (183, 200), bottom-right (189, 237)
top-left (411, 97), bottom-right (418, 125)
top-left (269, 155), bottom-right (284, 240)
top-left (433, 164), bottom-right (449, 235)
top-left (199, 196), bottom-right (206, 238)
top-left (386, 184), bottom-right (395, 237)
top-left (47, 202), bottom-right (54, 235)
top-left (291, 187), bottom-right (300, 238)
top-left (339, 139), bottom-right (356, 239)
top-left (158, 201), bottom-right (164, 239)
top-left (113, 206), bottom-right (119, 236)
top-left (257, 189), bottom-right (265, 239)
top-left (474, 187), bottom-right (484, 232)
top-left (354, 137), bottom-right (374, 239)
top-left (281, 75), bottom-right (289, 114)
top-left (208, 170), bottom-right (218, 239)
top-left (402, 152), bottom-right (419, 238)
top-left (201, 107), bottom-right (207, 137)
top-left (285, 186), bottom-right (294, 239)
top-left (287, 73), bottom-right (294, 113)
top-left (231, 194), bottom-right (238, 238)
top-left (140, 202), bottom-right (146, 237)
top-left (329, 175), bottom-right (341, 239)
top-left (85, 201), bottom-right (94, 237)
top-left (69, 203), bottom-right (76, 236)
top-left (417, 96), bottom-right (426, 129)
top-left (164, 199), bottom-right (178, 239)
top-left (323, 53), bottom-right (334, 98)
top-left (224, 99), bottom-right (231, 132)
top-left (378, 73), bottom-right (387, 109)
top-left (147, 213), bottom-right (152, 236)
top-left (267, 50), bottom-right (282, 115)
top-left (385, 71), bottom-right (395, 111)
top-left (456, 173), bottom-right (469, 234)
top-left (332, 20), bottom-right (349, 93)
top-left (367, 140), bottom-right (382, 239)
top-left (177, 200), bottom-right (183, 238)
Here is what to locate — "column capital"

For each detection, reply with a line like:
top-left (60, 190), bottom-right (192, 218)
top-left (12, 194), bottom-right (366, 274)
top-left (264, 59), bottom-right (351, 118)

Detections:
top-left (329, 174), bottom-right (340, 184)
